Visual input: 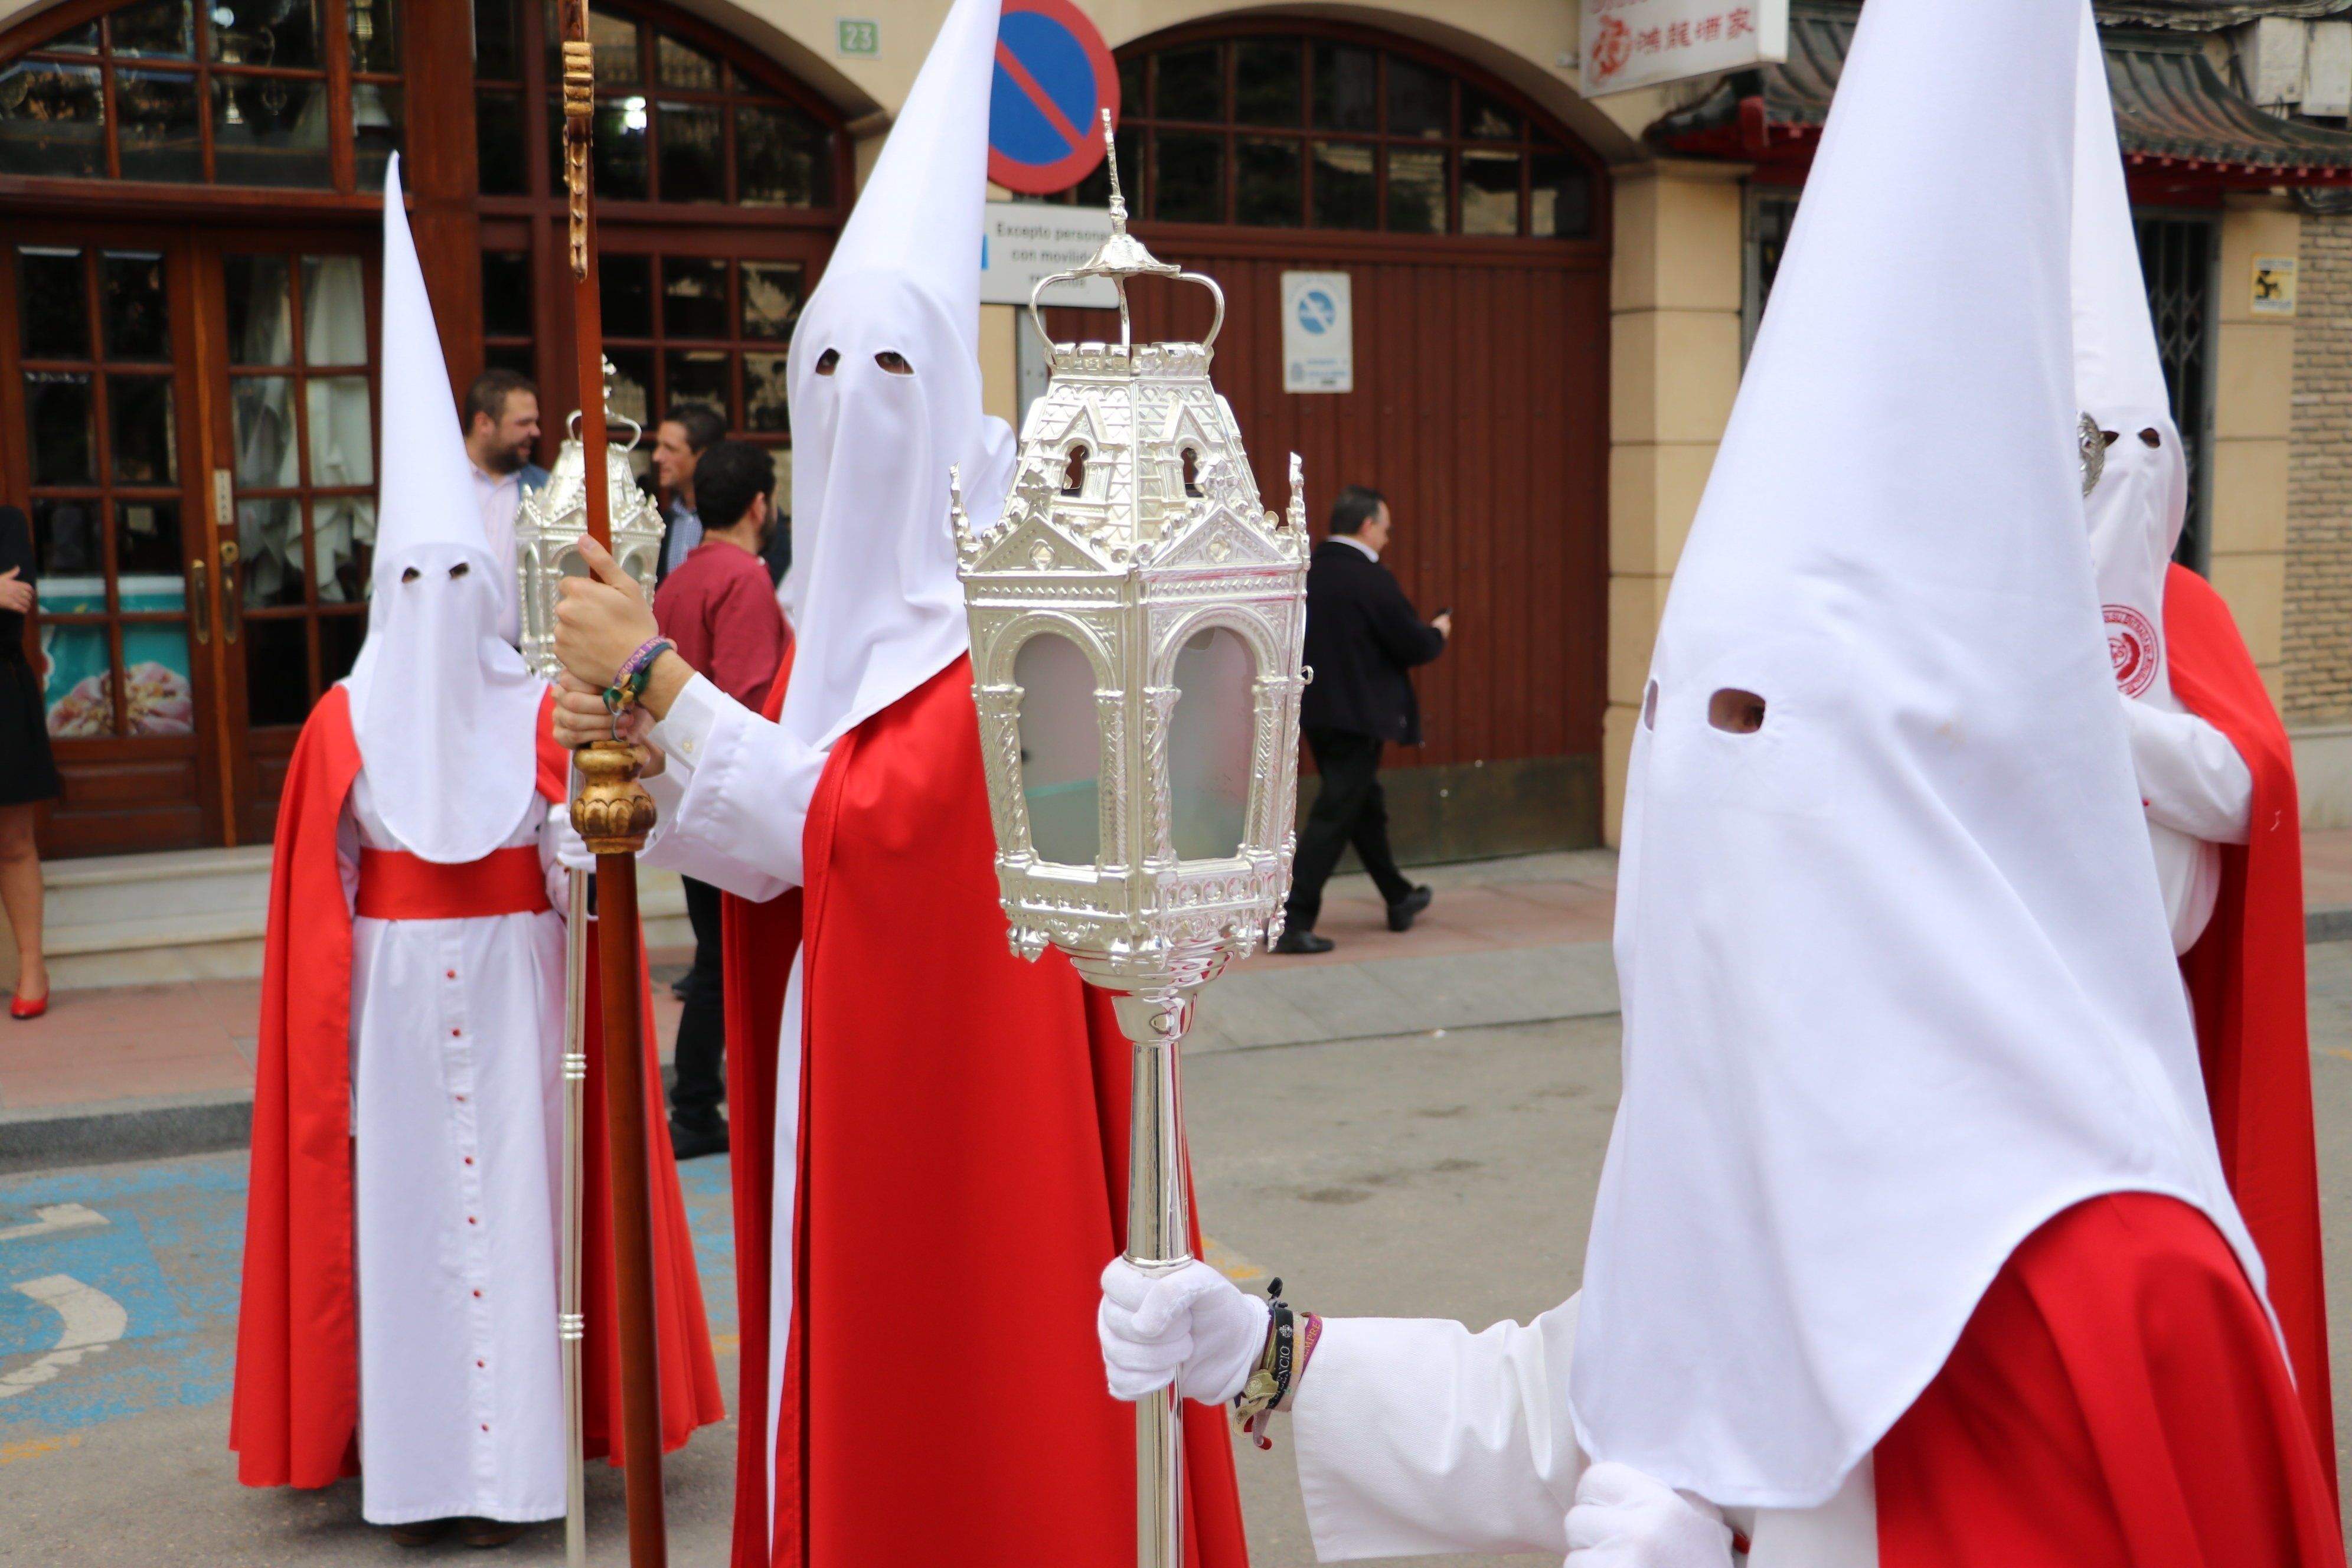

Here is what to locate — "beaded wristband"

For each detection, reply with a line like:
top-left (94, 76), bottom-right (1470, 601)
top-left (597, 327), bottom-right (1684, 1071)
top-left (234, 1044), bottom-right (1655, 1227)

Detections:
top-left (604, 636), bottom-right (675, 714)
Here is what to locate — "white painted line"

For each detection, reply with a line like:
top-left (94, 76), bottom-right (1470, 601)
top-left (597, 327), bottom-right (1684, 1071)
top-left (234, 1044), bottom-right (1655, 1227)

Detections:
top-left (0, 1204), bottom-right (109, 1244)
top-left (0, 1275), bottom-right (128, 1399)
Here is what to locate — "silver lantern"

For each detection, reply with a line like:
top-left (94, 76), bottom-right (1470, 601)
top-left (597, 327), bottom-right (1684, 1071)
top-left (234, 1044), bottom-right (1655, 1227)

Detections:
top-left (511, 359), bottom-right (665, 1568)
top-left (515, 360), bottom-right (667, 683)
top-left (952, 118), bottom-right (1309, 1568)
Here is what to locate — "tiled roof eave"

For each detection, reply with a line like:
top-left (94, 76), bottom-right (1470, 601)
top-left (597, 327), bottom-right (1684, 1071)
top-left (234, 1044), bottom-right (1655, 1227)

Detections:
top-left (1648, 1), bottom-right (2352, 181)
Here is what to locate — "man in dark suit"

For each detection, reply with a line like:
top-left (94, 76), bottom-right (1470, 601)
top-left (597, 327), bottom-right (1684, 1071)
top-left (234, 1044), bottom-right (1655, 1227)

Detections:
top-left (1276, 485), bottom-right (1452, 955)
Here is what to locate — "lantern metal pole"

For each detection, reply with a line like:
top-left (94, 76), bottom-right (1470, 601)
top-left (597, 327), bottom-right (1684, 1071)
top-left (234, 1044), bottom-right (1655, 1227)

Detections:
top-left (560, 4), bottom-right (668, 1565)
top-left (1110, 986), bottom-right (1198, 1568)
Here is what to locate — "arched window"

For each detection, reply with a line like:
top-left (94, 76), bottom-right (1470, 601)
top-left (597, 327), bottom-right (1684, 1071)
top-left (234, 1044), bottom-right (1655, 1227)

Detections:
top-left (1059, 26), bottom-right (1595, 240)
top-left (0, 0), bottom-right (852, 857)
top-left (0, 0), bottom-right (404, 191)
top-left (471, 0), bottom-right (851, 465)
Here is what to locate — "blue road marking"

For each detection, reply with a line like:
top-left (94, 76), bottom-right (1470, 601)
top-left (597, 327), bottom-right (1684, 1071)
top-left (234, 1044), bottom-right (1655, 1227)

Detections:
top-left (0, 1149), bottom-right (737, 1446)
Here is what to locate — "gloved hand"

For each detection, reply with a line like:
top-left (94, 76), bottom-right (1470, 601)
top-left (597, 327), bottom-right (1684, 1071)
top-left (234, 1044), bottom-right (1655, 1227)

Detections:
top-left (1563, 1462), bottom-right (1735, 1568)
top-left (1097, 1257), bottom-right (1270, 1406)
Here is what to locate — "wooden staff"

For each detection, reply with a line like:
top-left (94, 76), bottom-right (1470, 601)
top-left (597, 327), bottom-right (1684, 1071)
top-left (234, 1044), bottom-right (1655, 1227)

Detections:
top-left (559, 4), bottom-right (668, 1563)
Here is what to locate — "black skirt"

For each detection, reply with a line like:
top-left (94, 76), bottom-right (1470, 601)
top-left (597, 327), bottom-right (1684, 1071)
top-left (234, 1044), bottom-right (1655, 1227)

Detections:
top-left (0, 655), bottom-right (61, 806)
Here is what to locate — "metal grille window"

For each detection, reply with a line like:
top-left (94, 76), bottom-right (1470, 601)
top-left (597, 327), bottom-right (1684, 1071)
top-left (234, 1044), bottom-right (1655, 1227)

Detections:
top-left (1742, 187), bottom-right (1798, 360)
top-left (2137, 213), bottom-right (2217, 572)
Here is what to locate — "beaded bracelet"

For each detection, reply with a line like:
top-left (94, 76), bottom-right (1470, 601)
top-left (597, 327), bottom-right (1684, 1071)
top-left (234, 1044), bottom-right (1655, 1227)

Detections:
top-left (604, 636), bottom-right (675, 715)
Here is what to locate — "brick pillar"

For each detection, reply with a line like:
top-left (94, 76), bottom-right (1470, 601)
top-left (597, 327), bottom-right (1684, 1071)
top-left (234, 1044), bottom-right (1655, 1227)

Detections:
top-left (2287, 205), bottom-right (2352, 726)
top-left (1603, 162), bottom-right (1745, 844)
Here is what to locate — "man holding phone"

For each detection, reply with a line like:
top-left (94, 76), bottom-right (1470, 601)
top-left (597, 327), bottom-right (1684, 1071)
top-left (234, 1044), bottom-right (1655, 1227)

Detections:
top-left (1276, 485), bottom-right (1452, 955)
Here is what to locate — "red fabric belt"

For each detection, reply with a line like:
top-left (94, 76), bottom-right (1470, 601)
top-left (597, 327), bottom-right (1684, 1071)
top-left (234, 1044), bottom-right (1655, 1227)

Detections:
top-left (355, 846), bottom-right (550, 921)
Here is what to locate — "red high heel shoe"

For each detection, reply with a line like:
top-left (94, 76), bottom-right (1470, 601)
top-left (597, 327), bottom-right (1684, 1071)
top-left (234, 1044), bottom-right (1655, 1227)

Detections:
top-left (9, 991), bottom-right (47, 1021)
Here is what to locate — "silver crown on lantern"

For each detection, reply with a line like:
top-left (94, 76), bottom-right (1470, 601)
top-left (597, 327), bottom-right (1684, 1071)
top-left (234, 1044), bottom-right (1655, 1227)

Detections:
top-left (514, 360), bottom-right (666, 680)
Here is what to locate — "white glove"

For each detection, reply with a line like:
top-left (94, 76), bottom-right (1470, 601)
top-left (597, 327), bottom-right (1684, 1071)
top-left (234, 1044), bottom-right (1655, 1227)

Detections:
top-left (1097, 1257), bottom-right (1269, 1406)
top-left (1564, 1462), bottom-right (1734, 1568)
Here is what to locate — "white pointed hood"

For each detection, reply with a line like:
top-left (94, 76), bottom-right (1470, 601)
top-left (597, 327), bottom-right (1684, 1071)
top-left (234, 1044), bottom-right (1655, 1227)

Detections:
top-left (1569, 0), bottom-right (2253, 1509)
top-left (775, 0), bottom-right (1015, 751)
top-left (2073, 3), bottom-right (2189, 711)
top-left (340, 155), bottom-right (544, 863)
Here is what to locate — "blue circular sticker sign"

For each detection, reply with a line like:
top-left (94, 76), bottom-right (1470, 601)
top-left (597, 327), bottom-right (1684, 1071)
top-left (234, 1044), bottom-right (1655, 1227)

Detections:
top-left (987, 0), bottom-right (1120, 195)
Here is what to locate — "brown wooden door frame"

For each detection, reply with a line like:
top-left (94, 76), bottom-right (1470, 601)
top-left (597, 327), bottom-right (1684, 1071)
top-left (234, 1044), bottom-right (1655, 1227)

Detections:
top-left (187, 225), bottom-right (381, 847)
top-left (0, 220), bottom-right (229, 855)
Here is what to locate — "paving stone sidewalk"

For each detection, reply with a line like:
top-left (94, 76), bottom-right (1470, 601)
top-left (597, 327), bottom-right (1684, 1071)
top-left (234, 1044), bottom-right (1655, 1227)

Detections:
top-left (6, 833), bottom-right (2352, 1168)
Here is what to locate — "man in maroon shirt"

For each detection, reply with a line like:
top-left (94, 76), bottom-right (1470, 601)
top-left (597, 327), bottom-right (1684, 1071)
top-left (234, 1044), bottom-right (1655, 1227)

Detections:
top-left (651, 439), bottom-right (788, 1159)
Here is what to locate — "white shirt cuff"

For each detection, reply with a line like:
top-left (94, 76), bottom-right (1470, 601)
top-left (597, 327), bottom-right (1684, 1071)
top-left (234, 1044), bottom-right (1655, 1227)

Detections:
top-left (651, 671), bottom-right (729, 776)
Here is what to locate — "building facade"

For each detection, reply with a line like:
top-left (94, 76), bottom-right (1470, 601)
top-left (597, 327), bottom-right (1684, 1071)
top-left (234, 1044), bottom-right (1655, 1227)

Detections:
top-left (3, 0), bottom-right (2348, 865)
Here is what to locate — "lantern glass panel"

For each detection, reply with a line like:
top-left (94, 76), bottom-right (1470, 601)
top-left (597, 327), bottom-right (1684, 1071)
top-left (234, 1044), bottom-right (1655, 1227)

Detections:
top-left (1166, 626), bottom-right (1256, 861)
top-left (1014, 632), bottom-right (1103, 867)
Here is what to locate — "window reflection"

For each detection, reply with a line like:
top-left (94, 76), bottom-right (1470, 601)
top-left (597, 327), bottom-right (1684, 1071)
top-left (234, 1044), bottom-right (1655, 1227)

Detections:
top-left (1085, 34), bottom-right (1586, 241)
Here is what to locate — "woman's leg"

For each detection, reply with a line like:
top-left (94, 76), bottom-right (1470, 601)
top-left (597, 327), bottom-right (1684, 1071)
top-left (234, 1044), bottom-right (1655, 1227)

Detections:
top-left (0, 804), bottom-right (47, 1000)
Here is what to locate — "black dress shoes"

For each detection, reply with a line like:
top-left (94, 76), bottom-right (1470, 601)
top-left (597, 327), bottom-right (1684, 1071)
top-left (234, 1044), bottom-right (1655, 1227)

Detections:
top-left (670, 1116), bottom-right (730, 1161)
top-left (1387, 885), bottom-right (1433, 932)
top-left (1273, 926), bottom-right (1335, 955)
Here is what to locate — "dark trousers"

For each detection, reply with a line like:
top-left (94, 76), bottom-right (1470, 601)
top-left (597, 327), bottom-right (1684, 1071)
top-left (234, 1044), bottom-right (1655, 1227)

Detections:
top-left (670, 876), bottom-right (727, 1129)
top-left (1286, 726), bottom-right (1414, 930)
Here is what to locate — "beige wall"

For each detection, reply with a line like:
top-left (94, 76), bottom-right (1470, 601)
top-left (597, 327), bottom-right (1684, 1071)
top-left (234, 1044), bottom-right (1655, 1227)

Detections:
top-left (1602, 162), bottom-right (1744, 844)
top-left (2213, 196), bottom-right (2300, 710)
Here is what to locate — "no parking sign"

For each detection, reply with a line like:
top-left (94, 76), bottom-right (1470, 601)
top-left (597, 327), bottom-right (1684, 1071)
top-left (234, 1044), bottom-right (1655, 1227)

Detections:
top-left (987, 0), bottom-right (1120, 195)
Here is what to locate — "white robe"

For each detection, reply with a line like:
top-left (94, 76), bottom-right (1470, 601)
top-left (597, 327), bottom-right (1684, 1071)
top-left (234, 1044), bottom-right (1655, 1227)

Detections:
top-left (343, 775), bottom-right (573, 1525)
top-left (2120, 698), bottom-right (2252, 953)
top-left (1289, 1300), bottom-right (1880, 1567)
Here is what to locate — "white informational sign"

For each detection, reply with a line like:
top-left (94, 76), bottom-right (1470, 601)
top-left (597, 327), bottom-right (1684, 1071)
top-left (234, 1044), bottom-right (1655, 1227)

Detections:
top-left (981, 202), bottom-right (1119, 309)
top-left (1581, 0), bottom-right (1788, 98)
top-left (1280, 272), bottom-right (1354, 395)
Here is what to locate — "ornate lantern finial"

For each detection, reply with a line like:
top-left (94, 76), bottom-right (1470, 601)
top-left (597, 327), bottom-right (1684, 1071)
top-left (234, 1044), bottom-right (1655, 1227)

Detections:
top-left (514, 376), bottom-right (666, 679)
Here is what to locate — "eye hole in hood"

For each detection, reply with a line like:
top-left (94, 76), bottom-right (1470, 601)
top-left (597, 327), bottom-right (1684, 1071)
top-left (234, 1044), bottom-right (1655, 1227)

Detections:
top-left (815, 348), bottom-right (840, 375)
top-left (2138, 427), bottom-right (2162, 447)
top-left (874, 350), bottom-right (913, 375)
top-left (1709, 688), bottom-right (1768, 734)
top-left (401, 566), bottom-right (421, 583)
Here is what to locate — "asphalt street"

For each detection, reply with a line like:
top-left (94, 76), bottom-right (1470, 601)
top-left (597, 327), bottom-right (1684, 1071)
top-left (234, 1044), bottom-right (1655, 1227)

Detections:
top-left (6, 944), bottom-right (2352, 1565)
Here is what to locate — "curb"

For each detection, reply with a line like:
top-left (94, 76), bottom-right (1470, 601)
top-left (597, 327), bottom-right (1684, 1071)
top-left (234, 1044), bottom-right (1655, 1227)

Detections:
top-left (0, 1091), bottom-right (253, 1175)
top-left (9, 915), bottom-right (2352, 1174)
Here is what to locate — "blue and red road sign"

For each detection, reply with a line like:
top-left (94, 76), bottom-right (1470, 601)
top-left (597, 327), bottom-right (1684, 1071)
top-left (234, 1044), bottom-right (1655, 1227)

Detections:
top-left (988, 0), bottom-right (1120, 195)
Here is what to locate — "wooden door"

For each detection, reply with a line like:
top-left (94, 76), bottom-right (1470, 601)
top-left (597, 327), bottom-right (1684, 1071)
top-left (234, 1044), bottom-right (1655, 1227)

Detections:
top-left (0, 227), bottom-right (226, 855)
top-left (191, 231), bottom-right (380, 845)
top-left (1048, 236), bottom-right (1610, 778)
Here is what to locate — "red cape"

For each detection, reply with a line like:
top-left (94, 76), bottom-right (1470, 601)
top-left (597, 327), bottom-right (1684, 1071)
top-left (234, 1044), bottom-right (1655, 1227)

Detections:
top-left (230, 685), bottom-right (722, 1488)
top-left (1880, 1193), bottom-right (2344, 1568)
top-left (2164, 564), bottom-right (2336, 1497)
top-left (720, 649), bottom-right (1250, 1567)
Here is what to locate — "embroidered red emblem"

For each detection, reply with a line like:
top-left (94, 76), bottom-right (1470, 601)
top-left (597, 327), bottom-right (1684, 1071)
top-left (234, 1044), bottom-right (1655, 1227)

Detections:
top-left (2105, 603), bottom-right (2159, 697)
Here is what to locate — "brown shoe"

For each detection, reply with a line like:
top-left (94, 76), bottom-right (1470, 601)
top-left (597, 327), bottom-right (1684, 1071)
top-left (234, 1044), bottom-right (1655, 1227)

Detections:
top-left (461, 1518), bottom-right (531, 1549)
top-left (387, 1519), bottom-right (455, 1547)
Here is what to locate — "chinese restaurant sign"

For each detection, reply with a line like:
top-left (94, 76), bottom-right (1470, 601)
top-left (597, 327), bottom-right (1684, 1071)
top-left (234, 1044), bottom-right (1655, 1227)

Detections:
top-left (1582, 0), bottom-right (1788, 97)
